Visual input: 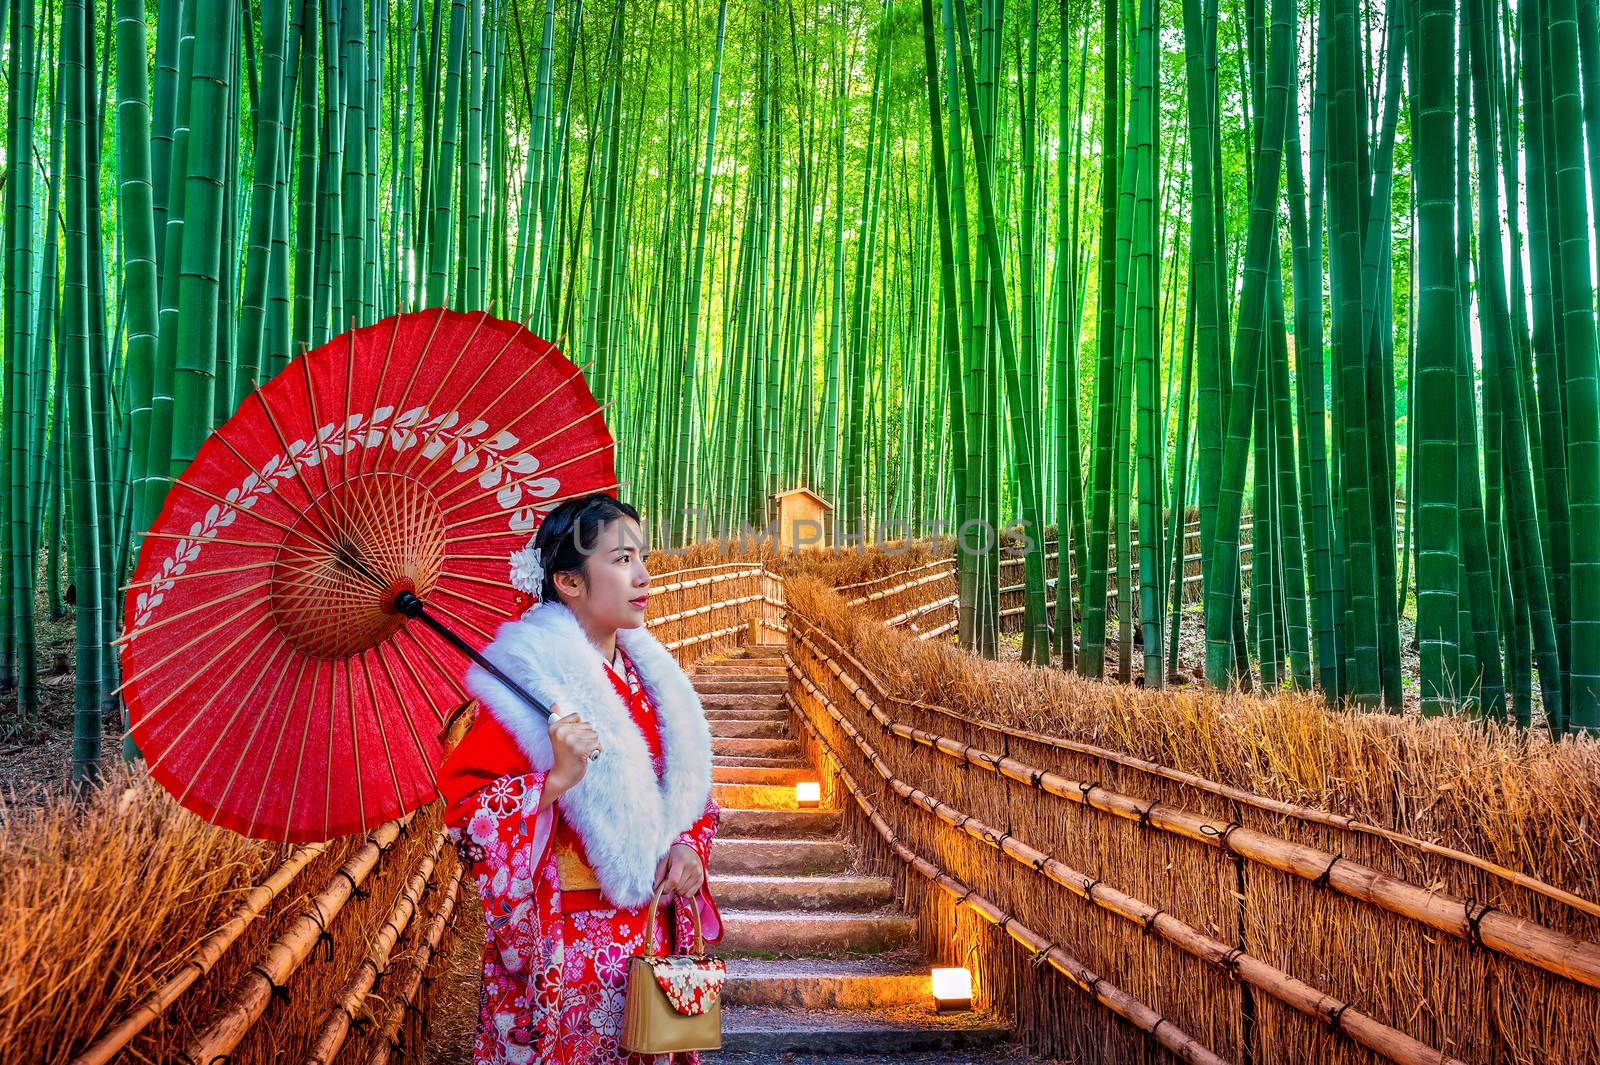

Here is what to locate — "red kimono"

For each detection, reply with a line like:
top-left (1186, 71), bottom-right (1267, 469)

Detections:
top-left (440, 645), bottom-right (721, 1064)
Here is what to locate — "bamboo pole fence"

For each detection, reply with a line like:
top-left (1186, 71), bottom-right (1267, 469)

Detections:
top-left (775, 568), bottom-right (1600, 1064)
top-left (784, 675), bottom-right (1465, 1065)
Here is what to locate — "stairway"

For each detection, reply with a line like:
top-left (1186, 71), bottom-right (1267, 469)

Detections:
top-left (698, 643), bottom-right (1028, 1063)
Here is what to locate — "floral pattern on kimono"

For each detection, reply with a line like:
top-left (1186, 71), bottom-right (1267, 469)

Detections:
top-left (441, 645), bottom-right (721, 1065)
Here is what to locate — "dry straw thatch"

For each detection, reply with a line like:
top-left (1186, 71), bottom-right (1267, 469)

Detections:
top-left (773, 545), bottom-right (1600, 1065)
top-left (0, 758), bottom-right (463, 1063)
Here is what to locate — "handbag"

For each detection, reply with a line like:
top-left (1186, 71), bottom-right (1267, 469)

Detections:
top-left (618, 883), bottom-right (725, 1054)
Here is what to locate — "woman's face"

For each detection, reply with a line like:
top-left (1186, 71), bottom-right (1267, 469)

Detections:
top-left (553, 516), bottom-right (651, 630)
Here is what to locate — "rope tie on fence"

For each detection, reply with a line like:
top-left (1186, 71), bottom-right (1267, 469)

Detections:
top-left (1077, 780), bottom-right (1099, 805)
top-left (1081, 875), bottom-right (1101, 897)
top-left (989, 828), bottom-right (1014, 851)
top-left (333, 867), bottom-right (371, 898)
top-left (1150, 1017), bottom-right (1166, 1041)
top-left (1141, 909), bottom-right (1164, 936)
top-left (1219, 946), bottom-right (1246, 980)
top-left (1028, 944), bottom-right (1053, 968)
top-left (316, 928), bottom-right (335, 962)
top-left (954, 812), bottom-right (974, 832)
top-left (1312, 853), bottom-right (1343, 890)
top-left (1464, 900), bottom-right (1496, 949)
top-left (1030, 854), bottom-right (1049, 875)
top-left (1135, 800), bottom-right (1157, 829)
top-left (248, 964), bottom-right (292, 1006)
top-left (1327, 1001), bottom-right (1351, 1035)
top-left (1200, 818), bottom-right (1245, 857)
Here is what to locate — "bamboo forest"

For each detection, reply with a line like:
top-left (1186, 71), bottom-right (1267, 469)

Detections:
top-left (4, 0), bottom-right (1600, 791)
top-left (6, 1), bottom-right (1600, 1062)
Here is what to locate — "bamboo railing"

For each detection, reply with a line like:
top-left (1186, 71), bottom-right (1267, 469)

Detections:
top-left (784, 672), bottom-right (1466, 1065)
top-left (778, 573), bottom-right (1600, 1065)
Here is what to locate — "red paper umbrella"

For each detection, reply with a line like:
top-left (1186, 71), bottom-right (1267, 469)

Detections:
top-left (117, 308), bottom-right (618, 843)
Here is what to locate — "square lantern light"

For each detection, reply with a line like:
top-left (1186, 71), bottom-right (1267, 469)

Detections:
top-left (795, 780), bottom-right (821, 808)
top-left (931, 966), bottom-right (973, 1012)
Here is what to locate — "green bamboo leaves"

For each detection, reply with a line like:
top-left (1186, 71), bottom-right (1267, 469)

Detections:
top-left (3, 0), bottom-right (1599, 778)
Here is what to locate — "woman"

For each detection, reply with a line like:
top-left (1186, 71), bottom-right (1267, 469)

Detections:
top-left (438, 493), bottom-right (722, 1065)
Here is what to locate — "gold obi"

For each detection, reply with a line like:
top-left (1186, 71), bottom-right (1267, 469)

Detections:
top-left (554, 832), bottom-right (601, 891)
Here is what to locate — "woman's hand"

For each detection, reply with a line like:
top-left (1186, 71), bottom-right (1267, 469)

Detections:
top-left (538, 708), bottom-right (599, 811)
top-left (549, 708), bottom-right (600, 773)
top-left (652, 843), bottom-right (705, 901)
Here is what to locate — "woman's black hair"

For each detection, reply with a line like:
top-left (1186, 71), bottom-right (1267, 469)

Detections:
top-left (531, 492), bottom-right (643, 604)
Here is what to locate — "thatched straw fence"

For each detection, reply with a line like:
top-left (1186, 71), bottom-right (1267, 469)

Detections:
top-left (2, 550), bottom-right (773, 1064)
top-left (772, 544), bottom-right (1599, 1065)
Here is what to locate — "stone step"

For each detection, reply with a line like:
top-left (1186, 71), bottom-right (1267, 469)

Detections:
top-left (711, 873), bottom-right (894, 912)
top-left (717, 1006), bottom-right (1009, 1058)
top-left (708, 717), bottom-right (792, 740)
top-left (705, 703), bottom-right (789, 722)
top-left (714, 736), bottom-right (801, 759)
top-left (717, 807), bottom-right (842, 839)
top-left (713, 764), bottom-right (814, 786)
top-left (731, 645), bottom-right (787, 660)
top-left (714, 782), bottom-right (803, 810)
top-left (714, 753), bottom-right (809, 769)
top-left (700, 692), bottom-right (786, 714)
top-left (709, 1048), bottom-right (1034, 1065)
top-left (711, 837), bottom-right (849, 876)
top-left (693, 662), bottom-right (789, 676)
top-left (694, 678), bottom-right (790, 695)
top-left (717, 910), bottom-right (917, 955)
top-left (721, 951), bottom-right (930, 1008)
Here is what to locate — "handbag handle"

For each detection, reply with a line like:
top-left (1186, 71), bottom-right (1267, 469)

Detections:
top-left (643, 880), bottom-right (706, 959)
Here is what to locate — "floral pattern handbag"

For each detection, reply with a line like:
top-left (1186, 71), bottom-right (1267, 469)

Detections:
top-left (619, 883), bottom-right (725, 1054)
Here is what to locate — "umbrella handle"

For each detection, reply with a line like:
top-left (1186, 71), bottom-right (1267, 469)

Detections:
top-left (395, 591), bottom-right (602, 761)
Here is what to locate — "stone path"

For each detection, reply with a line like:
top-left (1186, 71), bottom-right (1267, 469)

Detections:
top-left (699, 644), bottom-right (1050, 1062)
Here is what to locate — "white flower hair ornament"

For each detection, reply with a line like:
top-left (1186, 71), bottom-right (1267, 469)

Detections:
top-left (508, 539), bottom-right (547, 600)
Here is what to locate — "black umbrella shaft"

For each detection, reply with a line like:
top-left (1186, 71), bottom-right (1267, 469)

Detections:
top-left (393, 590), bottom-right (553, 722)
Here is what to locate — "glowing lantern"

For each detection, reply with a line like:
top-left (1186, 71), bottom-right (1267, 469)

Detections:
top-left (930, 966), bottom-right (973, 1012)
top-left (795, 781), bottom-right (821, 808)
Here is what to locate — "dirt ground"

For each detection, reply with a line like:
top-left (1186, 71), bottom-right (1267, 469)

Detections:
top-left (0, 604), bottom-right (133, 808)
